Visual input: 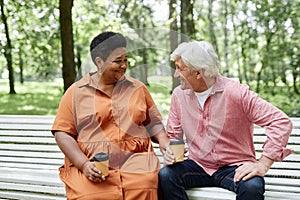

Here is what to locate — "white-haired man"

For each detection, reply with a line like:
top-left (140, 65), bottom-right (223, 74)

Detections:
top-left (158, 40), bottom-right (292, 200)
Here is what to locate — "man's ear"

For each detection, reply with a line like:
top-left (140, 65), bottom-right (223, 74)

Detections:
top-left (195, 70), bottom-right (203, 79)
top-left (95, 57), bottom-right (104, 66)
top-left (197, 69), bottom-right (205, 79)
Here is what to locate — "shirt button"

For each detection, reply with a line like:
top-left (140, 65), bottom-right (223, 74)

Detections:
top-left (208, 130), bottom-right (212, 136)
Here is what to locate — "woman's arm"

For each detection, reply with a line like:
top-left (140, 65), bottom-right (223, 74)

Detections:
top-left (54, 131), bottom-right (105, 182)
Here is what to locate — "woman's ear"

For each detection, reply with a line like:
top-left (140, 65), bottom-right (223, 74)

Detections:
top-left (95, 57), bottom-right (104, 67)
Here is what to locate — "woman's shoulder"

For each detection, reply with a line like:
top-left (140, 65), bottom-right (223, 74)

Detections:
top-left (124, 75), bottom-right (145, 87)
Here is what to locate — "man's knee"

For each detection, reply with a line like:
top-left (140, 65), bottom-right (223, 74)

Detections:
top-left (159, 166), bottom-right (173, 182)
top-left (243, 176), bottom-right (264, 192)
top-left (237, 176), bottom-right (265, 199)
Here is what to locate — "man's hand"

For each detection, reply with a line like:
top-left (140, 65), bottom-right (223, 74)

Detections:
top-left (82, 161), bottom-right (106, 183)
top-left (234, 156), bottom-right (274, 182)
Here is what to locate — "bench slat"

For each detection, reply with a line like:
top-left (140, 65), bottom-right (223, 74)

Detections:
top-left (0, 136), bottom-right (56, 144)
top-left (0, 168), bottom-right (63, 187)
top-left (0, 130), bottom-right (53, 137)
top-left (0, 143), bottom-right (60, 152)
top-left (266, 184), bottom-right (300, 194)
top-left (266, 168), bottom-right (300, 179)
top-left (0, 150), bottom-right (64, 159)
top-left (0, 156), bottom-right (63, 166)
top-left (256, 153), bottom-right (300, 162)
top-left (0, 182), bottom-right (65, 196)
top-left (264, 191), bottom-right (300, 200)
top-left (187, 188), bottom-right (300, 200)
top-left (270, 161), bottom-right (300, 170)
top-left (0, 115), bottom-right (54, 124)
top-left (265, 177), bottom-right (300, 187)
top-left (0, 191), bottom-right (65, 200)
top-left (186, 188), bottom-right (235, 200)
top-left (254, 144), bottom-right (300, 152)
top-left (0, 162), bottom-right (60, 170)
top-left (0, 124), bottom-right (52, 131)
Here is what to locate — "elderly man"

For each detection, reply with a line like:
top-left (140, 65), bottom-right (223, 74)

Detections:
top-left (158, 40), bottom-right (292, 200)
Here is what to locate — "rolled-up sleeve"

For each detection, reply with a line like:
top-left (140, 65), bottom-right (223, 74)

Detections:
top-left (262, 117), bottom-right (293, 161)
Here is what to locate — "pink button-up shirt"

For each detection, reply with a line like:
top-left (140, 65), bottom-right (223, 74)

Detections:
top-left (166, 74), bottom-right (293, 175)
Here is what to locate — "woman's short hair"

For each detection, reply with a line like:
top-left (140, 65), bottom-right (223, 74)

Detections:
top-left (90, 32), bottom-right (127, 64)
top-left (170, 41), bottom-right (220, 78)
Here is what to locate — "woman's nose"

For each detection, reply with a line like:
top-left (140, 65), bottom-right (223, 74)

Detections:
top-left (120, 61), bottom-right (127, 68)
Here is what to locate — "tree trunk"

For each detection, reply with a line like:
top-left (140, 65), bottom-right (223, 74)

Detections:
top-left (59, 0), bottom-right (76, 92)
top-left (230, 0), bottom-right (242, 82)
top-left (223, 0), bottom-right (229, 76)
top-left (140, 23), bottom-right (149, 85)
top-left (180, 0), bottom-right (194, 42)
top-left (76, 46), bottom-right (82, 80)
top-left (0, 0), bottom-right (16, 94)
top-left (170, 0), bottom-right (179, 92)
top-left (208, 0), bottom-right (219, 56)
top-left (19, 49), bottom-right (24, 84)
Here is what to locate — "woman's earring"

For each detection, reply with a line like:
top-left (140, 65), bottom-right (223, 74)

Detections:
top-left (98, 69), bottom-right (102, 77)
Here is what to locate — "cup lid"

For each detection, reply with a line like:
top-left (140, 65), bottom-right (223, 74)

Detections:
top-left (92, 152), bottom-right (109, 161)
top-left (169, 140), bottom-right (184, 145)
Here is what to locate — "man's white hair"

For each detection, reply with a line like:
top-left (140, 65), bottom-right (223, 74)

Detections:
top-left (170, 41), bottom-right (220, 78)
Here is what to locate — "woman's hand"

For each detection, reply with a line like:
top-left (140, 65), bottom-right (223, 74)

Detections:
top-left (82, 161), bottom-right (106, 183)
top-left (161, 146), bottom-right (176, 165)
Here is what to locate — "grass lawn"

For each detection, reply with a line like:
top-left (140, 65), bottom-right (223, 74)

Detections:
top-left (0, 76), bottom-right (172, 116)
top-left (0, 79), bottom-right (64, 115)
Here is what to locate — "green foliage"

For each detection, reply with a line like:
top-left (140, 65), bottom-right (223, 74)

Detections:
top-left (258, 87), bottom-right (300, 117)
top-left (147, 76), bottom-right (172, 118)
top-left (0, 79), bottom-right (63, 115)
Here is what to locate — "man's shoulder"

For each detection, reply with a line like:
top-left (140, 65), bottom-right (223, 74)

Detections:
top-left (220, 75), bottom-right (249, 90)
top-left (172, 86), bottom-right (193, 97)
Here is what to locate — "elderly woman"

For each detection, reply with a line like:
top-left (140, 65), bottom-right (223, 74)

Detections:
top-left (52, 31), bottom-right (169, 200)
top-left (158, 40), bottom-right (292, 200)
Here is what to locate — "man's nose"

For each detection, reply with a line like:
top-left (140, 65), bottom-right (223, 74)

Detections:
top-left (174, 69), bottom-right (180, 78)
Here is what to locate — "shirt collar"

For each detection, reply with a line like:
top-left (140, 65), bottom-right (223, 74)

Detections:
top-left (184, 74), bottom-right (224, 96)
top-left (210, 74), bottom-right (224, 95)
top-left (76, 72), bottom-right (134, 90)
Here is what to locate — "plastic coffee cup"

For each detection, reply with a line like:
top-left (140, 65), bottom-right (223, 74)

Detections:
top-left (93, 152), bottom-right (109, 177)
top-left (169, 140), bottom-right (185, 162)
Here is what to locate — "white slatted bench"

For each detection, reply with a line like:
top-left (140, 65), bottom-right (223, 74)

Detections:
top-left (0, 115), bottom-right (299, 200)
top-left (0, 115), bottom-right (65, 200)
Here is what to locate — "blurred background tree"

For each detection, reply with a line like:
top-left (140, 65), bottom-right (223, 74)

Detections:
top-left (0, 0), bottom-right (299, 116)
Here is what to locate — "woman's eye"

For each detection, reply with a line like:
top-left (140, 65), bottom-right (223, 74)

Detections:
top-left (113, 60), bottom-right (122, 64)
top-left (112, 59), bottom-right (127, 65)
